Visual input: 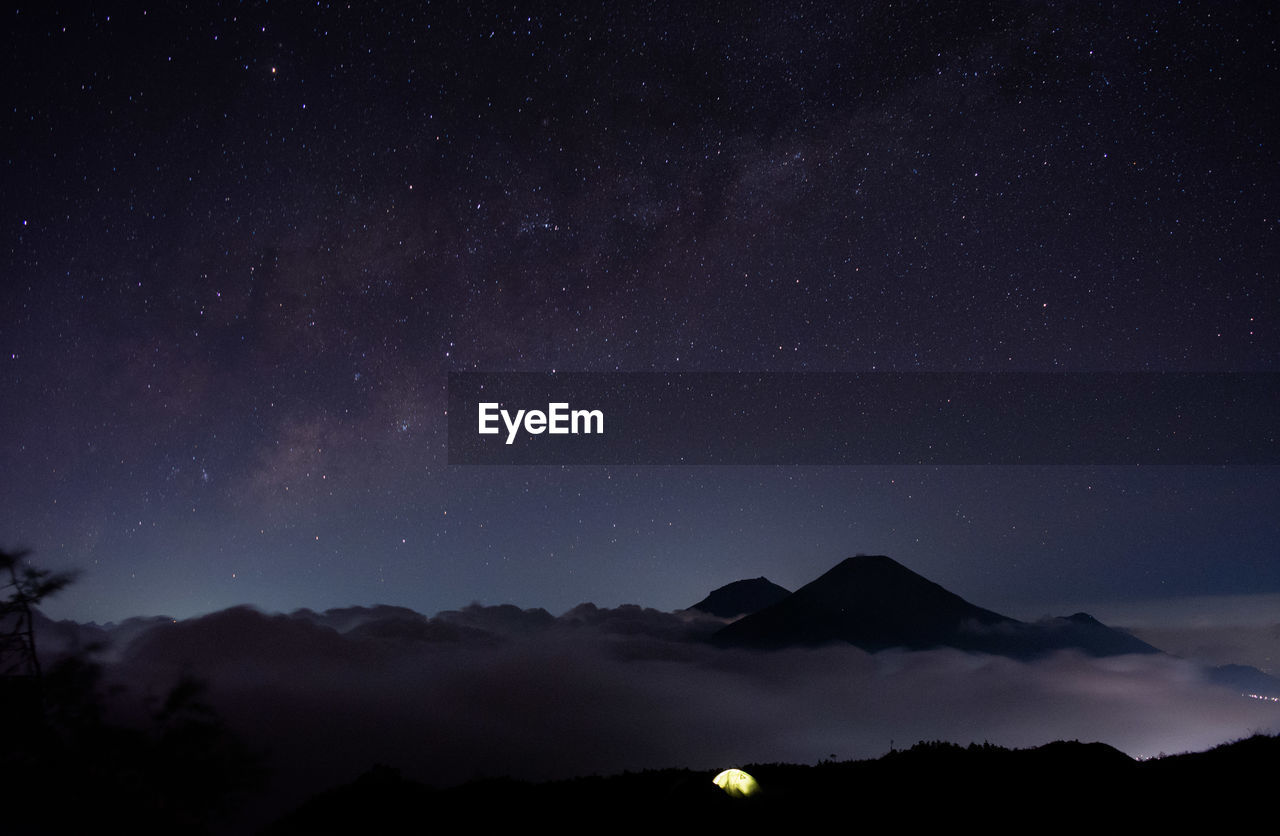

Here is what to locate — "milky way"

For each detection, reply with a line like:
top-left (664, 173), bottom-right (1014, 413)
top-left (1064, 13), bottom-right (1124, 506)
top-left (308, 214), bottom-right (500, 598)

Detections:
top-left (2, 2), bottom-right (1276, 622)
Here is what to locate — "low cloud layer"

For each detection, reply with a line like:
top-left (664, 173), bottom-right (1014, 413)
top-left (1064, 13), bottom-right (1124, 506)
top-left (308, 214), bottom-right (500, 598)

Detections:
top-left (50, 603), bottom-right (1280, 825)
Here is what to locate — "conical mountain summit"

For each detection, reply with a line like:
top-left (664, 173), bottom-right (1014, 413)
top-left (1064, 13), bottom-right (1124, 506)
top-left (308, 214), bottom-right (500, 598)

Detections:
top-left (712, 555), bottom-right (1160, 659)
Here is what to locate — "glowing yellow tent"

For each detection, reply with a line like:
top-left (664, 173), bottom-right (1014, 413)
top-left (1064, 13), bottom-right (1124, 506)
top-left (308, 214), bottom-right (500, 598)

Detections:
top-left (711, 768), bottom-right (760, 798)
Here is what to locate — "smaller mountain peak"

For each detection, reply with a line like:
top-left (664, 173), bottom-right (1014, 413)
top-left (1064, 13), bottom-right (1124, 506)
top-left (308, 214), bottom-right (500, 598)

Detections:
top-left (688, 577), bottom-right (791, 618)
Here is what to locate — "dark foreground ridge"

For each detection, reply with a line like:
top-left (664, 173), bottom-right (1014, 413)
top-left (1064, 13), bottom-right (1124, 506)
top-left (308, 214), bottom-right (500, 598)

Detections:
top-left (264, 734), bottom-right (1280, 833)
top-left (713, 555), bottom-right (1161, 658)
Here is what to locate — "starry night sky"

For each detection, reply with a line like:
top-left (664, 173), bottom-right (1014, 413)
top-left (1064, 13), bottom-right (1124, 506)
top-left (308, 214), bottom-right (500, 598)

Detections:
top-left (3, 1), bottom-right (1277, 624)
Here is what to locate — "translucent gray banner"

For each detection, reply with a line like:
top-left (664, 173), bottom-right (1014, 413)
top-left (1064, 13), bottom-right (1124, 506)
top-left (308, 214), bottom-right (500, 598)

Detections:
top-left (447, 373), bottom-right (1279, 465)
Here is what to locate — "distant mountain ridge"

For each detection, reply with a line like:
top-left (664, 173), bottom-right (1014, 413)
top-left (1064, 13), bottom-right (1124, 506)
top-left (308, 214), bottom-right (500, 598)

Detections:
top-left (712, 555), bottom-right (1162, 660)
top-left (32, 555), bottom-right (1278, 691)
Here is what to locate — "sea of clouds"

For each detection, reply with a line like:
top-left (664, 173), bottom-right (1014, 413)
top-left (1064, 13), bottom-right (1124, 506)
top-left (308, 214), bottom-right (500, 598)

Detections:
top-left (35, 600), bottom-right (1280, 827)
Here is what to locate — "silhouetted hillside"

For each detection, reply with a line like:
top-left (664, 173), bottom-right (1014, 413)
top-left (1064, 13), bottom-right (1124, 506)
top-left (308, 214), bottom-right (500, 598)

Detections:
top-left (263, 734), bottom-right (1280, 832)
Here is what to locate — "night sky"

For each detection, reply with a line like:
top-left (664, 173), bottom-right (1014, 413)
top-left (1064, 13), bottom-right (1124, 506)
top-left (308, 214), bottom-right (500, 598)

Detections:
top-left (3, 1), bottom-right (1277, 625)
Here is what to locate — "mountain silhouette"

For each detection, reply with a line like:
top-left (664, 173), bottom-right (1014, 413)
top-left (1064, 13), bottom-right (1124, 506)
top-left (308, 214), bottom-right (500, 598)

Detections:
top-left (713, 555), bottom-right (1014, 651)
top-left (687, 577), bottom-right (791, 618)
top-left (713, 555), bottom-right (1160, 659)
top-left (1029, 611), bottom-right (1162, 656)
top-left (1206, 663), bottom-right (1280, 697)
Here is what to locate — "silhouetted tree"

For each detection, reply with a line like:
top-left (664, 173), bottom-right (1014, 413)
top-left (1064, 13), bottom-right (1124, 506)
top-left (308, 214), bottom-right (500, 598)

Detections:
top-left (1, 548), bottom-right (77, 679)
top-left (1, 548), bottom-right (263, 834)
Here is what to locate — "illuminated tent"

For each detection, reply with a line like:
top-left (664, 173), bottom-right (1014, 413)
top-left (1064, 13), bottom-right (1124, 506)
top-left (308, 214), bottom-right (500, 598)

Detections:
top-left (711, 768), bottom-right (760, 798)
